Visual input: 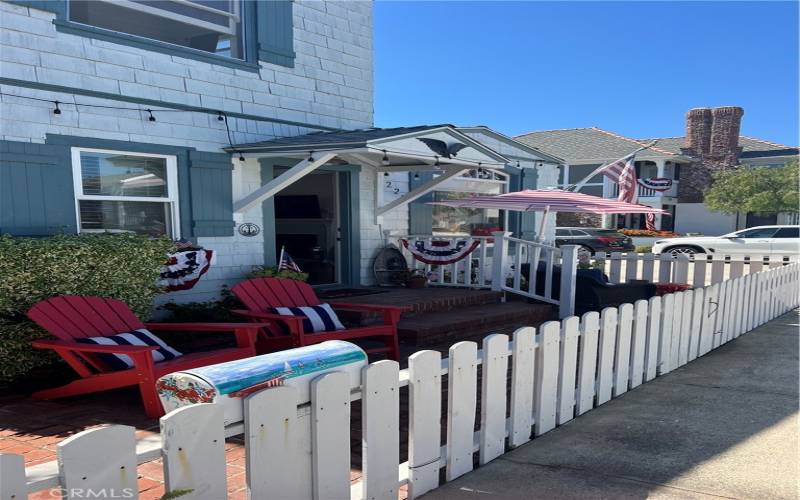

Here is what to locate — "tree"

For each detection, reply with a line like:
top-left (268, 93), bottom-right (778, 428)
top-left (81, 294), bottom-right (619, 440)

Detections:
top-left (704, 160), bottom-right (799, 216)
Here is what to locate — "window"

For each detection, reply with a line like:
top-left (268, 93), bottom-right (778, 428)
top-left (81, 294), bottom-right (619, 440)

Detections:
top-left (72, 148), bottom-right (180, 237)
top-left (774, 227), bottom-right (800, 238)
top-left (735, 227), bottom-right (778, 238)
top-left (429, 170), bottom-right (508, 236)
top-left (555, 229), bottom-right (572, 237)
top-left (68, 0), bottom-right (245, 60)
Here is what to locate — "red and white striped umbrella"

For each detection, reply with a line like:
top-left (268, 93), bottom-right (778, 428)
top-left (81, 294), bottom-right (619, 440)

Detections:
top-left (429, 189), bottom-right (666, 214)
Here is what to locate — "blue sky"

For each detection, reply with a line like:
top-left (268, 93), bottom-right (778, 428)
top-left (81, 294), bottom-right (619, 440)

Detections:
top-left (374, 1), bottom-right (799, 145)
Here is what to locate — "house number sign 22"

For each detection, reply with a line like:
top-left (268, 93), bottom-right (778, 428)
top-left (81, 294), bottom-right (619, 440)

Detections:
top-left (238, 223), bottom-right (260, 237)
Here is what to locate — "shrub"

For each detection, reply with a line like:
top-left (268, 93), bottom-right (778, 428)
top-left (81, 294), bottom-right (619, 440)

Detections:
top-left (0, 233), bottom-right (174, 383)
top-left (159, 286), bottom-right (243, 323)
top-left (247, 265), bottom-right (308, 282)
top-left (635, 245), bottom-right (653, 253)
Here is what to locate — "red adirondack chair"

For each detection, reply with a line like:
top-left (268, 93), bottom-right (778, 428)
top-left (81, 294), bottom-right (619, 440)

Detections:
top-left (27, 295), bottom-right (262, 418)
top-left (230, 278), bottom-right (407, 360)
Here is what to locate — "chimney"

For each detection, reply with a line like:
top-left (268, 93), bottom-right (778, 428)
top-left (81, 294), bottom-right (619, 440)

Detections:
top-left (683, 108), bottom-right (712, 155)
top-left (709, 106), bottom-right (744, 162)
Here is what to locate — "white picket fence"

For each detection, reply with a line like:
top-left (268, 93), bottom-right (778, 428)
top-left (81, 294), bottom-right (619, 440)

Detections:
top-left (591, 252), bottom-right (798, 288)
top-left (4, 263), bottom-right (798, 500)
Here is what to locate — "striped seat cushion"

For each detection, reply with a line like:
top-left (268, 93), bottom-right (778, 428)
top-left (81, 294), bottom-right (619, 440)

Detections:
top-left (76, 329), bottom-right (182, 371)
top-left (271, 303), bottom-right (346, 333)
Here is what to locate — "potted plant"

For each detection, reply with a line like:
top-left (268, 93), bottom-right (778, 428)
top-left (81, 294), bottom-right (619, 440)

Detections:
top-left (403, 269), bottom-right (428, 289)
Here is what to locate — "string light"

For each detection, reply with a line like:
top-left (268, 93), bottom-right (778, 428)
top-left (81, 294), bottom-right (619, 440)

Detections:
top-left (413, 172), bottom-right (420, 180)
top-left (383, 171), bottom-right (389, 177)
top-left (52, 101), bottom-right (61, 115)
top-left (381, 150), bottom-right (390, 166)
top-left (146, 109), bottom-right (156, 122)
top-left (308, 151), bottom-right (315, 162)
top-left (217, 112), bottom-right (225, 122)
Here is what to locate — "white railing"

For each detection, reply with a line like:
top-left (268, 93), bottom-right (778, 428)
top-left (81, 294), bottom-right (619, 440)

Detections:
top-left (491, 232), bottom-right (578, 318)
top-left (6, 262), bottom-right (798, 500)
top-left (400, 235), bottom-right (495, 289)
top-left (590, 252), bottom-right (798, 288)
top-left (399, 233), bottom-right (578, 318)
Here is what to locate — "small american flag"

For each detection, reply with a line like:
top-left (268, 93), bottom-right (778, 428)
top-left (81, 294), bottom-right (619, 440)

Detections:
top-left (597, 154), bottom-right (638, 204)
top-left (278, 246), bottom-right (302, 273)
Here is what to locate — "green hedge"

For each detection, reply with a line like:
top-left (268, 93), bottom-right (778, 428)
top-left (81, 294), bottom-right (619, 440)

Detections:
top-left (0, 233), bottom-right (173, 383)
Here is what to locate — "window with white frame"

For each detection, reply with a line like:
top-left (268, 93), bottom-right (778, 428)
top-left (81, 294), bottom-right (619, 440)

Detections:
top-left (72, 148), bottom-right (180, 238)
top-left (431, 169), bottom-right (508, 236)
top-left (68, 0), bottom-right (245, 59)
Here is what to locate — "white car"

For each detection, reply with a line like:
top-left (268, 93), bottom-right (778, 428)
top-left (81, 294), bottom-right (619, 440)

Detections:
top-left (652, 225), bottom-right (800, 257)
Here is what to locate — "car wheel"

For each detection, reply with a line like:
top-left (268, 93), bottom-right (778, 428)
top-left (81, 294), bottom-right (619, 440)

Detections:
top-left (667, 245), bottom-right (699, 257)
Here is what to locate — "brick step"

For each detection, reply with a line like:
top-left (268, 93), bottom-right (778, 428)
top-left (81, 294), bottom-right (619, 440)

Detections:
top-left (397, 301), bottom-right (556, 347)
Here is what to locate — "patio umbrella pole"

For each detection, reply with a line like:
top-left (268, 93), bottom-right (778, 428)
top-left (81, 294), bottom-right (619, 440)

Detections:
top-left (536, 205), bottom-right (550, 242)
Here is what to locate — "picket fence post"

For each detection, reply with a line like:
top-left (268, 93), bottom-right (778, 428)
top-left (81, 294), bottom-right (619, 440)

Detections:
top-left (509, 327), bottom-right (536, 448)
top-left (559, 245), bottom-right (578, 319)
top-left (362, 360), bottom-right (400, 500)
top-left (0, 454), bottom-right (25, 500)
top-left (446, 342), bottom-right (478, 481)
top-left (58, 425), bottom-right (138, 500)
top-left (480, 334), bottom-right (509, 465)
top-left (407, 350), bottom-right (442, 499)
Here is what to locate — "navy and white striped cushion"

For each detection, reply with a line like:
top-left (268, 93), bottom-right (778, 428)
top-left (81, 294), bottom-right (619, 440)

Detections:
top-left (272, 303), bottom-right (346, 333)
top-left (76, 329), bottom-right (182, 371)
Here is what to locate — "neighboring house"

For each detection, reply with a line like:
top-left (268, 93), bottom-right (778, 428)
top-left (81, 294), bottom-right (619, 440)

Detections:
top-left (515, 107), bottom-right (799, 235)
top-left (0, 0), bottom-right (558, 303)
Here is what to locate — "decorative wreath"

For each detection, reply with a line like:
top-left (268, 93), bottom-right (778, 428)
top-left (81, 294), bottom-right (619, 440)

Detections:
top-left (158, 249), bottom-right (214, 291)
top-left (400, 239), bottom-right (481, 265)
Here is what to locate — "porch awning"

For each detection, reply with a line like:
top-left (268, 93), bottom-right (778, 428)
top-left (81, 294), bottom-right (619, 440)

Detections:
top-left (227, 125), bottom-right (511, 215)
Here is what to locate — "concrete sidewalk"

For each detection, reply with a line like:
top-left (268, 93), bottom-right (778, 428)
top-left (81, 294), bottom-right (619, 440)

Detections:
top-left (425, 310), bottom-right (799, 500)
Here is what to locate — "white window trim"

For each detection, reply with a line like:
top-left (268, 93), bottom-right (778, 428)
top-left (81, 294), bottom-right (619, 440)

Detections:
top-left (71, 147), bottom-right (181, 238)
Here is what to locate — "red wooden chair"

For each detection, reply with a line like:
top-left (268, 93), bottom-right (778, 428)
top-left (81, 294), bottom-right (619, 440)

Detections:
top-left (230, 278), bottom-right (407, 360)
top-left (27, 295), bottom-right (263, 418)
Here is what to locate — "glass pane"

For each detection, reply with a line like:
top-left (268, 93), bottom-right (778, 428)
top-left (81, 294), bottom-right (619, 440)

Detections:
top-left (69, 0), bottom-right (244, 59)
top-left (432, 191), bottom-right (502, 236)
top-left (738, 228), bottom-right (778, 238)
top-left (79, 200), bottom-right (172, 237)
top-left (774, 228), bottom-right (799, 238)
top-left (81, 152), bottom-right (168, 198)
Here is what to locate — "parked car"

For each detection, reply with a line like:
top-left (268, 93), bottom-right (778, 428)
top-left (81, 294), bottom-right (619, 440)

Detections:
top-left (651, 225), bottom-right (800, 257)
top-left (554, 227), bottom-right (635, 258)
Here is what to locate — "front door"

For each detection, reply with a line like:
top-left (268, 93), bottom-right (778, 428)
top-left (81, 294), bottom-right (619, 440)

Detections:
top-left (273, 169), bottom-right (341, 285)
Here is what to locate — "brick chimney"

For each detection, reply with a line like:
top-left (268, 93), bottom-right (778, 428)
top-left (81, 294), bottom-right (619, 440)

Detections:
top-left (678, 106), bottom-right (744, 203)
top-left (683, 107), bottom-right (712, 156)
top-left (709, 106), bottom-right (744, 164)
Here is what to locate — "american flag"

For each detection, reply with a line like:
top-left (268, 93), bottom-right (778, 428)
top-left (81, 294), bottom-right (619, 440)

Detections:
top-left (645, 212), bottom-right (657, 231)
top-left (597, 154), bottom-right (638, 204)
top-left (278, 246), bottom-right (302, 273)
